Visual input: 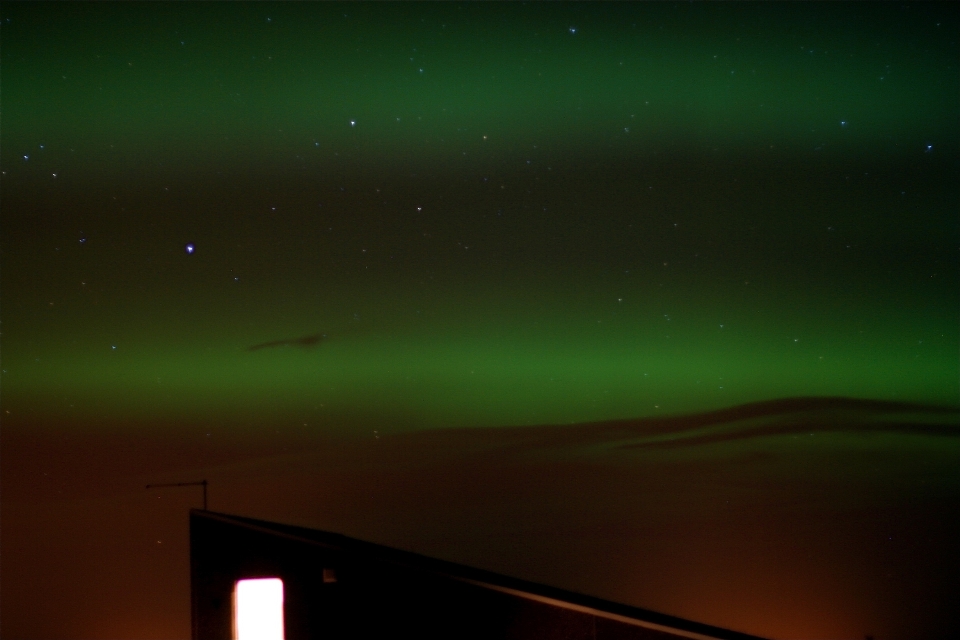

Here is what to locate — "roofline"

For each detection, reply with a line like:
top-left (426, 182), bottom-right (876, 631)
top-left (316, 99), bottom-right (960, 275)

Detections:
top-left (191, 509), bottom-right (768, 640)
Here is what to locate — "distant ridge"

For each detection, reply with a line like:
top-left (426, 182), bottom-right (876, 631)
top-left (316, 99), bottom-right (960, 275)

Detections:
top-left (406, 397), bottom-right (959, 452)
top-left (595, 396), bottom-right (956, 428)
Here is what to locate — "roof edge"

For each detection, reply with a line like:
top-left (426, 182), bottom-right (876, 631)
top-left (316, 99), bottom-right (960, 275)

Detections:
top-left (190, 509), bottom-right (768, 640)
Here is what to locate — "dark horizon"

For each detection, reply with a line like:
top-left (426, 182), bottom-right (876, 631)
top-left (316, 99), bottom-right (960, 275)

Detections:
top-left (3, 396), bottom-right (958, 638)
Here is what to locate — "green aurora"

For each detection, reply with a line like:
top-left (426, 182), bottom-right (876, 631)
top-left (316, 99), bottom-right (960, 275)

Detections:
top-left (3, 3), bottom-right (957, 430)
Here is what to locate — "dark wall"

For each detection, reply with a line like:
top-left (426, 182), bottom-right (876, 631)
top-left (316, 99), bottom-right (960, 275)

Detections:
top-left (190, 514), bottom-right (712, 640)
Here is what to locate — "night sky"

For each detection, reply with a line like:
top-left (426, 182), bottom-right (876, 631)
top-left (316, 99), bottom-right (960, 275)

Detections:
top-left (2, 3), bottom-right (958, 639)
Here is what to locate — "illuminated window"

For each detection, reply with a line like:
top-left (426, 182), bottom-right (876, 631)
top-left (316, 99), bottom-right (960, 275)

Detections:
top-left (234, 578), bottom-right (284, 640)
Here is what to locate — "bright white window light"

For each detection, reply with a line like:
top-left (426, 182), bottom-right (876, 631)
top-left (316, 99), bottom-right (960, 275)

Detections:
top-left (234, 578), bottom-right (285, 640)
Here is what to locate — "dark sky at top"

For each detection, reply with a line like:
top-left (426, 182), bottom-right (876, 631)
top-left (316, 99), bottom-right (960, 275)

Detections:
top-left (1, 3), bottom-right (958, 639)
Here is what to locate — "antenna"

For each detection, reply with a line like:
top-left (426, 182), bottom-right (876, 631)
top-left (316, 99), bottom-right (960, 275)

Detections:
top-left (146, 479), bottom-right (208, 510)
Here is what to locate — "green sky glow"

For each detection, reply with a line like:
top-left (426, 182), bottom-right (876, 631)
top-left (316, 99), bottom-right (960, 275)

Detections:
top-left (2, 2), bottom-right (958, 430)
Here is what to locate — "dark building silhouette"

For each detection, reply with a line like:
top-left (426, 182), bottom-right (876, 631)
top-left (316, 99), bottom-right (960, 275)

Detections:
top-left (191, 509), bottom-right (767, 640)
